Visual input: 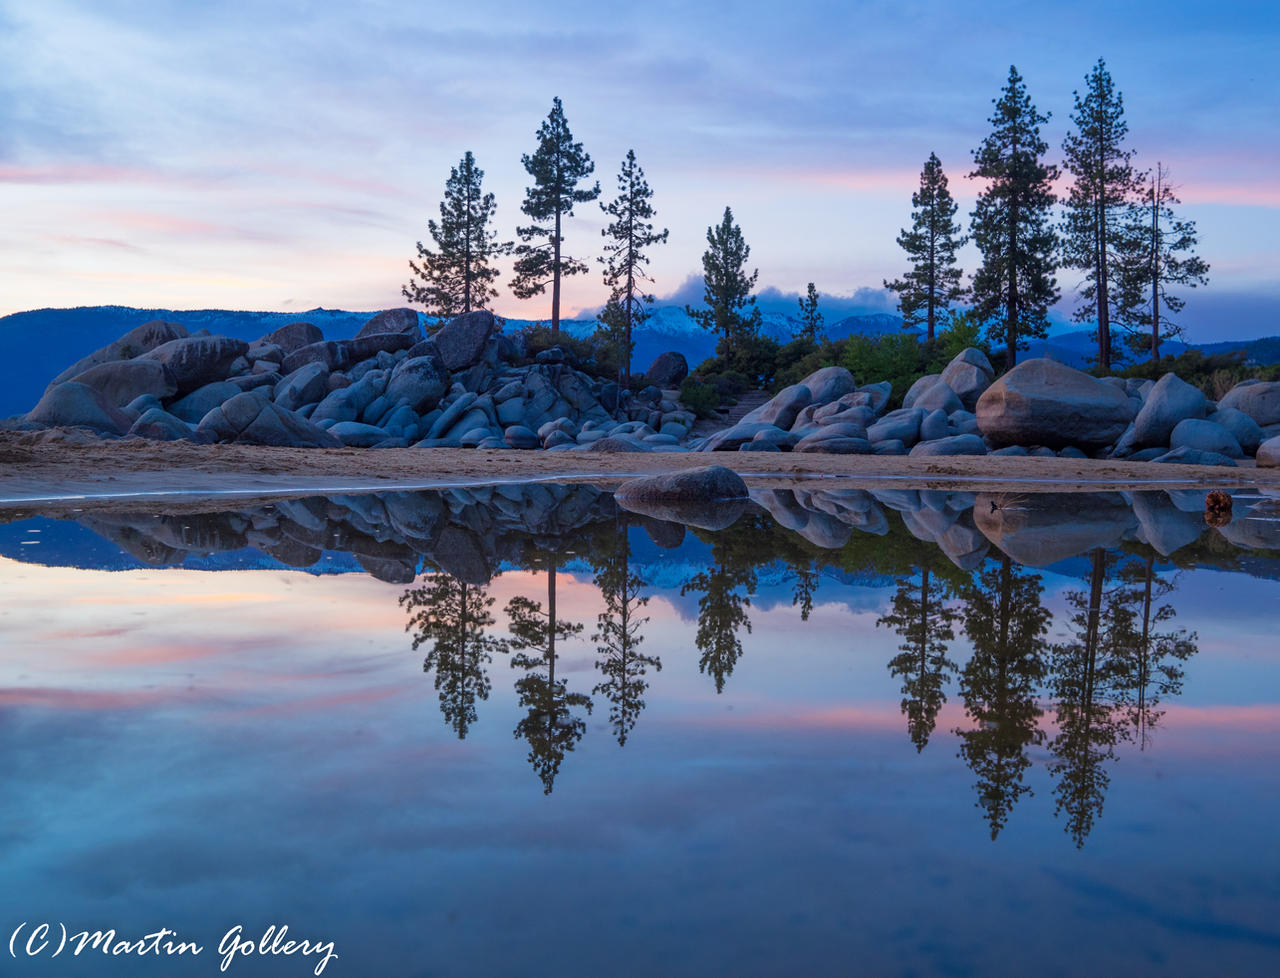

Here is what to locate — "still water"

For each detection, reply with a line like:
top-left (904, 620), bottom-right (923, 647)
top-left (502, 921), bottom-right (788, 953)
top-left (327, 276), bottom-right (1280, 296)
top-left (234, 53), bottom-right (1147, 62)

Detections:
top-left (1, 483), bottom-right (1278, 977)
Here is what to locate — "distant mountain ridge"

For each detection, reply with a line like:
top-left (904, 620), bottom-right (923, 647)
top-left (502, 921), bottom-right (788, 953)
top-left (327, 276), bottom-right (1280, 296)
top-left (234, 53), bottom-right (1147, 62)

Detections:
top-left (1, 303), bottom-right (1276, 417)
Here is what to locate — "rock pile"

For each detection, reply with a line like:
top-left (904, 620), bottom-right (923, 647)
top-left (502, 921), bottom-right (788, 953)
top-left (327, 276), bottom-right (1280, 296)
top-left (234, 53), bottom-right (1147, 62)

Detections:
top-left (16, 310), bottom-right (699, 451)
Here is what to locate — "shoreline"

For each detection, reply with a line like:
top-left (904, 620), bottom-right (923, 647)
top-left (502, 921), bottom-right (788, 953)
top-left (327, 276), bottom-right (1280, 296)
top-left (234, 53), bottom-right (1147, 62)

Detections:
top-left (4, 432), bottom-right (1279, 514)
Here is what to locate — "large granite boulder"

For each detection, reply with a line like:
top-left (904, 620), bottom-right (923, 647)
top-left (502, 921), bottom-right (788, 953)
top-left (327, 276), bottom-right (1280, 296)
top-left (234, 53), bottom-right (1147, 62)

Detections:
top-left (26, 381), bottom-right (133, 434)
top-left (169, 381), bottom-right (243, 423)
top-left (645, 351), bottom-right (689, 389)
top-left (1130, 373), bottom-right (1207, 447)
top-left (260, 321), bottom-right (323, 353)
top-left (799, 366), bottom-right (857, 404)
top-left (1258, 436), bottom-right (1280, 468)
top-left (68, 359), bottom-right (177, 406)
top-left (346, 332), bottom-right (418, 361)
top-left (868, 408), bottom-right (924, 447)
top-left (273, 362), bottom-right (330, 412)
top-left (140, 335), bottom-right (249, 394)
top-left (938, 348), bottom-right (995, 411)
top-left (976, 358), bottom-right (1134, 450)
top-left (385, 355), bottom-right (449, 413)
top-left (1169, 418), bottom-right (1243, 458)
top-left (1218, 380), bottom-right (1280, 427)
top-left (1209, 408), bottom-right (1265, 456)
top-left (357, 308), bottom-right (420, 339)
top-left (48, 320), bottom-right (189, 388)
top-left (908, 434), bottom-right (987, 456)
top-left (614, 465), bottom-right (748, 531)
top-left (434, 310), bottom-right (496, 371)
top-left (129, 407), bottom-right (195, 442)
top-left (196, 391), bottom-right (340, 447)
top-left (281, 340), bottom-right (349, 375)
top-left (904, 374), bottom-right (942, 409)
top-left (913, 380), bottom-right (964, 415)
top-left (747, 383), bottom-right (812, 430)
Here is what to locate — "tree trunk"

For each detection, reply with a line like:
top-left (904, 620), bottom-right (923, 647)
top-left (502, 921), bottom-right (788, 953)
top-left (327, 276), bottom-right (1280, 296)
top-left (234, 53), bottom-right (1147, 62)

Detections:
top-left (1096, 134), bottom-right (1110, 372)
top-left (1150, 166), bottom-right (1161, 361)
top-left (552, 203), bottom-right (562, 341)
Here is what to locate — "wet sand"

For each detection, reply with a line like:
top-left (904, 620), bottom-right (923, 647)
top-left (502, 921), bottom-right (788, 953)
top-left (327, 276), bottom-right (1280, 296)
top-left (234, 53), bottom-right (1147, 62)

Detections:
top-left (3, 428), bottom-right (1278, 515)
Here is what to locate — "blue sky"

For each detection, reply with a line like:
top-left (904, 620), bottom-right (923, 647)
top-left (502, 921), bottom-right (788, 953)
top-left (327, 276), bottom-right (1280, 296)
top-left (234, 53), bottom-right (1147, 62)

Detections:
top-left (1, 0), bottom-right (1277, 339)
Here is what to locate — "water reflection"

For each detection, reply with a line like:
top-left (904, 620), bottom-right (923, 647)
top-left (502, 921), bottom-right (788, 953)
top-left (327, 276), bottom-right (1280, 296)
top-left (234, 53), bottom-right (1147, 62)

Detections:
top-left (6, 479), bottom-right (1271, 841)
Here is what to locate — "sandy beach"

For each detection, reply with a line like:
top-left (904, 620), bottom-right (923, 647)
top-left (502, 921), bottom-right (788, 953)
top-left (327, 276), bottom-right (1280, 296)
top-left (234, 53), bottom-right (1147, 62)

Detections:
top-left (3, 428), bottom-right (1278, 514)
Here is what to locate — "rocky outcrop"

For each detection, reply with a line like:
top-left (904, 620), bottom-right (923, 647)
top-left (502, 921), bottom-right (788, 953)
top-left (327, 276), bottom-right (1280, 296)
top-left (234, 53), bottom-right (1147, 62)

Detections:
top-left (141, 335), bottom-right (250, 394)
top-left (67, 359), bottom-right (177, 407)
top-left (27, 382), bottom-right (134, 435)
top-left (196, 391), bottom-right (341, 448)
top-left (48, 320), bottom-right (189, 389)
top-left (433, 310), bottom-right (496, 371)
top-left (977, 358), bottom-right (1133, 450)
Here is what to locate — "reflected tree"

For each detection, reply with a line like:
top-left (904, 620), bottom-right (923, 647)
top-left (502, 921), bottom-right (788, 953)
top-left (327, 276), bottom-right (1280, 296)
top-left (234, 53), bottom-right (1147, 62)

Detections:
top-left (955, 555), bottom-right (1052, 839)
top-left (879, 563), bottom-right (960, 751)
top-left (401, 574), bottom-right (507, 739)
top-left (590, 516), bottom-right (658, 746)
top-left (1048, 548), bottom-right (1131, 847)
top-left (1106, 554), bottom-right (1198, 748)
top-left (788, 555), bottom-right (820, 623)
top-left (681, 537), bottom-right (757, 694)
top-left (506, 556), bottom-right (591, 794)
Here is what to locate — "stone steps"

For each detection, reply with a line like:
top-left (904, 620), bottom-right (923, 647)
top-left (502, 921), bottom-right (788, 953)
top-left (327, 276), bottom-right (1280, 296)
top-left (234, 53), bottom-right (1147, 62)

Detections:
top-left (691, 390), bottom-right (771, 439)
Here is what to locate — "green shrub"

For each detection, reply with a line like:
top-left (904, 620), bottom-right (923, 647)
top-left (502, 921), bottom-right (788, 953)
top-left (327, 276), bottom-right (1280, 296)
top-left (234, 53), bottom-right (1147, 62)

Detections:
top-left (679, 376), bottom-right (721, 419)
top-left (518, 323), bottom-right (620, 380)
top-left (1117, 349), bottom-right (1280, 394)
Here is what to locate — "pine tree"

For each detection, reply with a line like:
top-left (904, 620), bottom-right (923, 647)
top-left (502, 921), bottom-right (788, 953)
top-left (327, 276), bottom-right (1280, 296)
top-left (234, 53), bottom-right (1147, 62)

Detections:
top-left (402, 151), bottom-right (509, 321)
top-left (1117, 164), bottom-right (1209, 359)
top-left (1061, 59), bottom-right (1141, 371)
top-left (599, 150), bottom-right (668, 385)
top-left (686, 206), bottom-right (763, 356)
top-left (510, 97), bottom-right (600, 340)
top-left (797, 282), bottom-right (823, 341)
top-left (884, 153), bottom-right (967, 341)
top-left (969, 67), bottom-right (1060, 368)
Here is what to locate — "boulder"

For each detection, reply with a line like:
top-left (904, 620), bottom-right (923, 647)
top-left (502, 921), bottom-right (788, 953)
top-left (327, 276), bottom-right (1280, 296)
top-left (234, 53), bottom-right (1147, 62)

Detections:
top-left (645, 351), bottom-right (689, 388)
top-left (504, 425), bottom-right (540, 449)
top-left (590, 435), bottom-right (652, 452)
top-left (976, 358), bottom-right (1134, 450)
top-left (1209, 408), bottom-right (1265, 456)
top-left (1151, 447), bottom-right (1237, 467)
top-left (919, 409), bottom-right (949, 442)
top-left (328, 421), bottom-right (394, 447)
top-left (346, 332), bottom-right (418, 361)
top-left (128, 407), bottom-right (195, 442)
top-left (1170, 418), bottom-right (1243, 459)
top-left (751, 427), bottom-right (800, 450)
top-left (197, 391), bottom-right (340, 448)
top-left (909, 434), bottom-right (987, 457)
top-left (26, 382), bottom-right (133, 434)
top-left (273, 362), bottom-right (331, 412)
top-left (904, 374), bottom-right (941, 409)
top-left (1219, 380), bottom-right (1280, 426)
top-left (48, 320), bottom-right (189, 388)
top-left (433, 310), bottom-right (497, 371)
top-left (701, 421), bottom-right (784, 452)
top-left (261, 321), bottom-right (323, 353)
top-left (868, 408), bottom-right (924, 447)
top-left (68, 359), bottom-right (177, 406)
top-left (799, 365), bottom-right (857, 404)
top-left (357, 308), bottom-right (420, 339)
top-left (792, 437), bottom-right (873, 454)
top-left (938, 348), bottom-right (994, 411)
top-left (857, 381), bottom-right (893, 417)
top-left (169, 381), bottom-right (243, 423)
top-left (1258, 436), bottom-right (1280, 468)
top-left (141, 335), bottom-right (250, 393)
top-left (1130, 373), bottom-right (1208, 447)
top-left (614, 465), bottom-right (748, 530)
top-left (281, 340), bottom-right (350, 375)
top-left (747, 383), bottom-right (812, 429)
top-left (385, 355), bottom-right (449, 413)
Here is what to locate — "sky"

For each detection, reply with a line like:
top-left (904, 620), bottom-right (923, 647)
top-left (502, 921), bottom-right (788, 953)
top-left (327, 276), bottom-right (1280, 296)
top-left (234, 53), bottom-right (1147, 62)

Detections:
top-left (1, 0), bottom-right (1278, 340)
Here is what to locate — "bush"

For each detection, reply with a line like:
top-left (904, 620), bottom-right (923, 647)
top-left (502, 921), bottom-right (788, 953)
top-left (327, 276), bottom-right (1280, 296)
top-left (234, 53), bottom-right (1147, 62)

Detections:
top-left (679, 376), bottom-right (720, 419)
top-left (518, 323), bottom-right (620, 380)
top-left (1117, 349), bottom-right (1280, 394)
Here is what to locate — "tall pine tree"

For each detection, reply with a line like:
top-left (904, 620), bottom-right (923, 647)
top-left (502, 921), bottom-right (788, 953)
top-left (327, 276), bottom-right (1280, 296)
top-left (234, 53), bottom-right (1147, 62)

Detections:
top-left (511, 97), bottom-right (600, 340)
top-left (403, 151), bottom-right (509, 321)
top-left (797, 282), bottom-right (823, 341)
top-left (1061, 59), bottom-right (1141, 371)
top-left (686, 206), bottom-right (762, 356)
top-left (970, 67), bottom-right (1060, 368)
top-left (884, 153), bottom-right (967, 341)
top-left (598, 150), bottom-right (668, 385)
top-left (1117, 164), bottom-right (1209, 359)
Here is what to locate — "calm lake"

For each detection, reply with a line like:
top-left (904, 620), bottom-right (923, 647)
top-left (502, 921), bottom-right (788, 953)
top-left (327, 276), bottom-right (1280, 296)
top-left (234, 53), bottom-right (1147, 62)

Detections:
top-left (2, 482), bottom-right (1278, 977)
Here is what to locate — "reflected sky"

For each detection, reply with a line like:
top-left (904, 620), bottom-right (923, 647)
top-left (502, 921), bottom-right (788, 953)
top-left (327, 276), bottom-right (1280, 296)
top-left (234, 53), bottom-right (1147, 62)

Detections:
top-left (2, 486), bottom-right (1280, 976)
